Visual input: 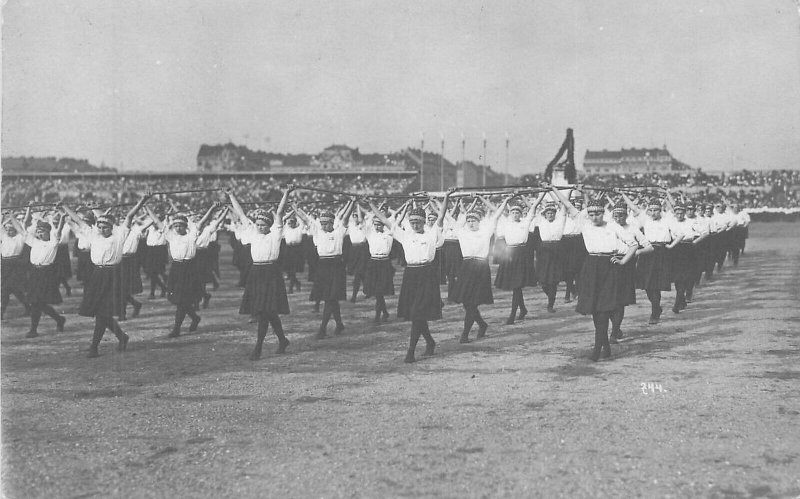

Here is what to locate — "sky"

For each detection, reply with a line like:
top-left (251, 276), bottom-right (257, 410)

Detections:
top-left (2, 0), bottom-right (800, 174)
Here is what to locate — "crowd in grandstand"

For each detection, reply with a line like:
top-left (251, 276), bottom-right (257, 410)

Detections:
top-left (2, 170), bottom-right (799, 213)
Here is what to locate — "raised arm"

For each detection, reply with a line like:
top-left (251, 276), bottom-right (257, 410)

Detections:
top-left (144, 205), bottom-right (165, 232)
top-left (124, 194), bottom-right (151, 229)
top-left (551, 187), bottom-right (580, 218)
top-left (619, 191), bottom-right (642, 216)
top-left (369, 201), bottom-right (393, 229)
top-left (436, 189), bottom-right (454, 228)
top-left (62, 204), bottom-right (90, 233)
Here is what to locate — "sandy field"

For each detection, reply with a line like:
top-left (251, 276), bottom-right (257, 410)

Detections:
top-left (2, 223), bottom-right (799, 498)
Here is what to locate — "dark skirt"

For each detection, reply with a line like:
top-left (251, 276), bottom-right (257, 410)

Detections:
top-left (495, 244), bottom-right (530, 290)
top-left (492, 237), bottom-right (508, 266)
top-left (143, 244), bottom-right (168, 275)
top-left (239, 263), bottom-right (290, 315)
top-left (525, 231), bottom-right (538, 286)
top-left (347, 243), bottom-right (370, 276)
top-left (397, 264), bottom-right (442, 321)
top-left (390, 239), bottom-right (406, 267)
top-left (616, 256), bottom-right (638, 306)
top-left (576, 255), bottom-right (623, 315)
top-left (167, 260), bottom-right (205, 307)
top-left (55, 243), bottom-right (72, 280)
top-left (1, 257), bottom-right (29, 293)
top-left (121, 254), bottom-right (143, 295)
top-left (450, 258), bottom-right (494, 306)
top-left (195, 247), bottom-right (216, 284)
top-left (671, 243), bottom-right (697, 285)
top-left (309, 257), bottom-right (347, 301)
top-left (303, 235), bottom-right (318, 282)
top-left (279, 242), bottom-right (305, 273)
top-left (208, 240), bottom-right (221, 276)
top-left (536, 241), bottom-right (563, 286)
top-left (28, 265), bottom-right (62, 305)
top-left (441, 240), bottom-right (462, 277)
top-left (561, 235), bottom-right (587, 276)
top-left (636, 246), bottom-right (672, 291)
top-left (79, 265), bottom-right (124, 318)
top-left (364, 258), bottom-right (395, 296)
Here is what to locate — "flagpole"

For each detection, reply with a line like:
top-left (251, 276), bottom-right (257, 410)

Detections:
top-left (460, 133), bottom-right (466, 188)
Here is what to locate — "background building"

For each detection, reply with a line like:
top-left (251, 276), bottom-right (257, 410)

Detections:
top-left (582, 147), bottom-right (693, 175)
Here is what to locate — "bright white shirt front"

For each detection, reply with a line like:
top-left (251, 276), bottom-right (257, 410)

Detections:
top-left (608, 221), bottom-right (651, 254)
top-left (283, 225), bottom-right (304, 245)
top-left (365, 225), bottom-right (394, 258)
top-left (457, 224), bottom-right (494, 259)
top-left (347, 224), bottom-right (367, 245)
top-left (146, 227), bottom-right (167, 246)
top-left (640, 217), bottom-right (673, 244)
top-left (1, 233), bottom-right (26, 257)
top-left (311, 223), bottom-right (347, 257)
top-left (581, 223), bottom-right (634, 254)
top-left (502, 216), bottom-right (534, 246)
top-left (122, 224), bottom-right (144, 255)
top-left (25, 227), bottom-right (61, 265)
top-left (563, 210), bottom-right (587, 236)
top-left (164, 226), bottom-right (199, 261)
top-left (669, 218), bottom-right (698, 241)
top-left (81, 225), bottom-right (131, 265)
top-left (238, 222), bottom-right (284, 263)
top-left (393, 225), bottom-right (442, 265)
top-left (536, 212), bottom-right (567, 242)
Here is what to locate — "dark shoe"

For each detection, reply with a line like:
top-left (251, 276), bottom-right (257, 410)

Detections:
top-left (547, 306), bottom-right (556, 313)
top-left (132, 302), bottom-right (142, 318)
top-left (423, 340), bottom-right (436, 357)
top-left (349, 297), bottom-right (357, 304)
top-left (117, 333), bottom-right (129, 352)
top-left (202, 294), bottom-right (211, 309)
top-left (189, 316), bottom-right (201, 332)
top-left (564, 297), bottom-right (572, 303)
top-left (459, 333), bottom-right (470, 344)
top-left (672, 306), bottom-right (680, 314)
top-left (56, 316), bottom-right (66, 333)
top-left (373, 314), bottom-right (382, 324)
top-left (404, 351), bottom-right (416, 363)
top-left (609, 336), bottom-right (618, 344)
top-left (601, 344), bottom-right (611, 359)
top-left (87, 347), bottom-right (99, 358)
top-left (381, 311), bottom-right (390, 322)
top-left (616, 329), bottom-right (624, 339)
top-left (25, 330), bottom-right (39, 338)
top-left (505, 316), bottom-right (515, 325)
top-left (212, 281), bottom-right (219, 291)
top-left (518, 308), bottom-right (528, 321)
top-left (65, 286), bottom-right (72, 297)
top-left (589, 347), bottom-right (601, 362)
top-left (476, 323), bottom-right (488, 339)
top-left (334, 324), bottom-right (345, 336)
top-left (249, 348), bottom-right (262, 361)
top-left (315, 328), bottom-right (327, 339)
top-left (648, 315), bottom-right (659, 325)
top-left (276, 338), bottom-right (290, 354)
top-left (679, 302), bottom-right (687, 311)
top-left (168, 327), bottom-right (181, 338)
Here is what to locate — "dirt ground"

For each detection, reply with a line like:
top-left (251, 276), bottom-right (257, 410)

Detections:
top-left (2, 222), bottom-right (799, 498)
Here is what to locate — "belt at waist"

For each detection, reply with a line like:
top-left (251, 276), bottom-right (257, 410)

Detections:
top-left (94, 263), bottom-right (119, 269)
top-left (506, 243), bottom-right (527, 248)
top-left (406, 262), bottom-right (432, 268)
top-left (252, 261), bottom-right (277, 265)
top-left (444, 239), bottom-right (459, 242)
top-left (679, 240), bottom-right (696, 244)
top-left (318, 255), bottom-right (342, 260)
top-left (541, 240), bottom-right (561, 245)
top-left (31, 263), bottom-right (55, 269)
top-left (588, 252), bottom-right (615, 257)
top-left (172, 259), bottom-right (193, 263)
top-left (350, 242), bottom-right (366, 246)
top-left (462, 256), bottom-right (488, 261)
top-left (1, 255), bottom-right (22, 261)
top-left (123, 253), bottom-right (137, 257)
top-left (370, 255), bottom-right (390, 260)
top-left (563, 234), bottom-right (582, 238)
top-left (650, 242), bottom-right (668, 247)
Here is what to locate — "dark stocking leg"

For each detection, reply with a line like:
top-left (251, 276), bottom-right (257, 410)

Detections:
top-left (405, 322), bottom-right (421, 363)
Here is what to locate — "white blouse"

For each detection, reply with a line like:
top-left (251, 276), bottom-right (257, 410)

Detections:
top-left (365, 225), bottom-right (394, 258)
top-left (393, 225), bottom-right (442, 265)
top-left (283, 225), bottom-right (304, 245)
top-left (80, 225), bottom-right (131, 266)
top-left (122, 225), bottom-right (144, 255)
top-left (238, 223), bottom-right (284, 263)
top-left (536, 214), bottom-right (566, 242)
top-left (164, 227), bottom-right (199, 261)
top-left (457, 225), bottom-right (494, 259)
top-left (146, 227), bottom-right (167, 246)
top-left (670, 219), bottom-right (698, 241)
top-left (641, 217), bottom-right (673, 244)
top-left (348, 224), bottom-right (367, 245)
top-left (25, 228), bottom-right (61, 266)
top-left (312, 223), bottom-right (347, 257)
top-left (581, 223), bottom-right (634, 254)
top-left (501, 217), bottom-right (534, 246)
top-left (1, 233), bottom-right (26, 258)
top-left (563, 210), bottom-right (586, 236)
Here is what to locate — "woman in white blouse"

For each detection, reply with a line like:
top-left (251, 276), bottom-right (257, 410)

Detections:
top-left (229, 188), bottom-right (292, 360)
top-left (363, 202), bottom-right (397, 323)
top-left (346, 206), bottom-right (369, 303)
top-left (145, 202), bottom-right (226, 339)
top-left (668, 202), bottom-right (707, 315)
top-left (450, 196), bottom-right (509, 343)
top-left (536, 187), bottom-right (576, 313)
top-left (281, 213), bottom-right (305, 293)
top-left (372, 191), bottom-right (452, 363)
top-left (635, 198), bottom-right (682, 325)
top-left (576, 199), bottom-right (637, 361)
top-left (1, 210), bottom-right (31, 319)
top-left (64, 196), bottom-right (149, 357)
top-left (494, 193), bottom-right (544, 325)
top-left (7, 215), bottom-right (66, 338)
top-left (295, 199), bottom-right (355, 339)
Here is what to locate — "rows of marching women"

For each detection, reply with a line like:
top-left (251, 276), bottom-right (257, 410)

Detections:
top-left (1, 183), bottom-right (751, 362)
